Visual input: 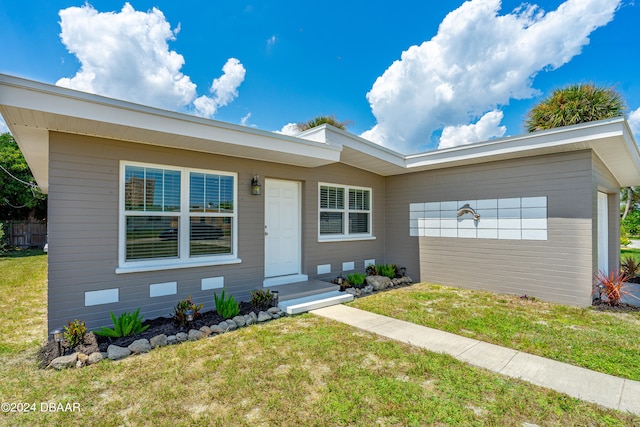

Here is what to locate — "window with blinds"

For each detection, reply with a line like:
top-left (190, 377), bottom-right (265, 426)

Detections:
top-left (319, 183), bottom-right (371, 238)
top-left (122, 162), bottom-right (236, 266)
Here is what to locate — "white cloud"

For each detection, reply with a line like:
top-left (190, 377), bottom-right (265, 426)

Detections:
top-left (267, 35), bottom-right (277, 46)
top-left (240, 112), bottom-right (252, 127)
top-left (56, 3), bottom-right (244, 117)
top-left (629, 107), bottom-right (640, 139)
top-left (439, 110), bottom-right (506, 149)
top-left (362, 0), bottom-right (621, 153)
top-left (193, 58), bottom-right (246, 117)
top-left (275, 123), bottom-right (301, 136)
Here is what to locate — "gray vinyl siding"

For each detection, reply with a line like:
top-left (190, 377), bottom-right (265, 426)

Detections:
top-left (385, 150), bottom-right (596, 306)
top-left (48, 132), bottom-right (385, 330)
top-left (592, 153), bottom-right (621, 273)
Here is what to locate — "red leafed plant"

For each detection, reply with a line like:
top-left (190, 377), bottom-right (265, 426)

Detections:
top-left (594, 270), bottom-right (630, 306)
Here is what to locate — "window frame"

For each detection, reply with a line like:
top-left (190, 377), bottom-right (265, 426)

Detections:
top-left (117, 161), bottom-right (240, 273)
top-left (318, 182), bottom-right (375, 242)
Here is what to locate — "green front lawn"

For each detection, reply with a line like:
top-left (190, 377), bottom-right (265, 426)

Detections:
top-left (0, 252), bottom-right (638, 425)
top-left (350, 282), bottom-right (640, 381)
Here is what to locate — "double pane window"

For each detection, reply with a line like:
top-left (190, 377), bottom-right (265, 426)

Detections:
top-left (122, 163), bottom-right (236, 264)
top-left (319, 184), bottom-right (371, 237)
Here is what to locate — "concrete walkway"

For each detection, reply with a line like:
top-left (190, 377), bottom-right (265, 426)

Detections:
top-left (311, 304), bottom-right (640, 415)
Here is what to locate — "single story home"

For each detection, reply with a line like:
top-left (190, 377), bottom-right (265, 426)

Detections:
top-left (1, 74), bottom-right (639, 331)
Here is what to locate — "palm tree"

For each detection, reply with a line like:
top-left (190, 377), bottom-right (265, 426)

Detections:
top-left (524, 83), bottom-right (625, 133)
top-left (297, 115), bottom-right (350, 131)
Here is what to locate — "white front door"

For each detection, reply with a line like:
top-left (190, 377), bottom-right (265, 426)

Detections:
top-left (597, 191), bottom-right (609, 273)
top-left (265, 179), bottom-right (301, 279)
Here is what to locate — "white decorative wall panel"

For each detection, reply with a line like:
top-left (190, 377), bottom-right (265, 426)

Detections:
top-left (317, 264), bottom-right (331, 275)
top-left (201, 276), bottom-right (224, 291)
top-left (85, 288), bottom-right (119, 306)
top-left (150, 281), bottom-right (177, 298)
top-left (409, 197), bottom-right (547, 240)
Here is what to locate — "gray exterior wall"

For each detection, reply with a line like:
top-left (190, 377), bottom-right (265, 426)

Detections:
top-left (385, 150), bottom-right (616, 307)
top-left (47, 132), bottom-right (385, 330)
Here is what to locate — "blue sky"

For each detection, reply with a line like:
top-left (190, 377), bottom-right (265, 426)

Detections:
top-left (1, 0), bottom-right (639, 153)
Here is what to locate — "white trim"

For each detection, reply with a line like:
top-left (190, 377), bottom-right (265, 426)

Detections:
top-left (116, 257), bottom-right (241, 274)
top-left (150, 282), bottom-right (177, 298)
top-left (118, 160), bottom-right (238, 271)
top-left (318, 236), bottom-right (377, 243)
top-left (85, 288), bottom-right (119, 306)
top-left (318, 182), bottom-right (374, 240)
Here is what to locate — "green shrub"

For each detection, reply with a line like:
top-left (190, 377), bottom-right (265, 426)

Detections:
top-left (377, 264), bottom-right (396, 279)
top-left (347, 272), bottom-right (367, 288)
top-left (365, 264), bottom-right (378, 276)
top-left (622, 210), bottom-right (640, 237)
top-left (250, 289), bottom-right (273, 310)
top-left (63, 319), bottom-right (87, 349)
top-left (95, 308), bottom-right (149, 338)
top-left (621, 257), bottom-right (640, 278)
top-left (173, 295), bottom-right (204, 326)
top-left (214, 289), bottom-right (240, 319)
top-left (621, 223), bottom-right (631, 246)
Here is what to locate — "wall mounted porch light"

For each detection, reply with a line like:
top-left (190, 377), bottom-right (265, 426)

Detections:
top-left (251, 175), bottom-right (262, 195)
top-left (271, 290), bottom-right (279, 307)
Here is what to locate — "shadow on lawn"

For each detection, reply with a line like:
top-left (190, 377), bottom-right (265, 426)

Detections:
top-left (0, 248), bottom-right (46, 258)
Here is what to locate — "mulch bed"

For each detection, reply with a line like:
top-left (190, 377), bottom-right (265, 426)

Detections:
top-left (591, 300), bottom-right (640, 312)
top-left (37, 301), bottom-right (257, 367)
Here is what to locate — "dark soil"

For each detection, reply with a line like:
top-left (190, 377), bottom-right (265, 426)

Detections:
top-left (37, 301), bottom-right (257, 367)
top-left (591, 299), bottom-right (640, 312)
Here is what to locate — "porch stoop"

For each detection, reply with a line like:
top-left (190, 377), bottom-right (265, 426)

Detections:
top-left (268, 280), bottom-right (354, 315)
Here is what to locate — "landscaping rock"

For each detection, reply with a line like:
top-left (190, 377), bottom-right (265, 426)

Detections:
top-left (188, 329), bottom-right (205, 341)
top-left (167, 335), bottom-right (178, 345)
top-left (232, 315), bottom-right (246, 327)
top-left (267, 307), bottom-right (281, 314)
top-left (218, 321), bottom-right (229, 331)
top-left (363, 285), bottom-right (374, 294)
top-left (48, 353), bottom-right (78, 370)
top-left (76, 360), bottom-right (83, 369)
top-left (244, 314), bottom-right (254, 326)
top-left (150, 334), bottom-right (168, 348)
top-left (87, 352), bottom-right (103, 365)
top-left (226, 319), bottom-right (238, 330)
top-left (107, 345), bottom-right (131, 360)
top-left (77, 353), bottom-right (89, 365)
top-left (257, 311), bottom-right (272, 322)
top-left (128, 339), bottom-right (151, 354)
top-left (366, 275), bottom-right (391, 291)
top-left (176, 332), bottom-right (188, 342)
top-left (345, 288), bottom-right (357, 296)
top-left (199, 326), bottom-right (212, 336)
top-left (249, 311), bottom-right (258, 322)
top-left (209, 325), bottom-right (223, 334)
top-left (392, 278), bottom-right (402, 286)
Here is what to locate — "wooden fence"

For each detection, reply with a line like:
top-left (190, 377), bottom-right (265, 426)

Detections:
top-left (1, 220), bottom-right (47, 248)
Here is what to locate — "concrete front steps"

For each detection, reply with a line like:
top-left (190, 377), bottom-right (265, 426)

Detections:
top-left (278, 291), bottom-right (354, 315)
top-left (268, 279), bottom-right (354, 315)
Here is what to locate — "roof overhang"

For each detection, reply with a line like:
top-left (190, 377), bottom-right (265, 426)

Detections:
top-left (0, 74), bottom-right (342, 193)
top-left (2, 73), bottom-right (639, 193)
top-left (298, 119), bottom-right (640, 186)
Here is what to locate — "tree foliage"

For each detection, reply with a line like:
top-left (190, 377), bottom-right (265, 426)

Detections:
top-left (297, 115), bottom-right (350, 131)
top-left (0, 133), bottom-right (47, 219)
top-left (524, 83), bottom-right (625, 133)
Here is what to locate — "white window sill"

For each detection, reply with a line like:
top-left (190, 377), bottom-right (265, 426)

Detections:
top-left (116, 257), bottom-right (242, 274)
top-left (318, 235), bottom-right (376, 243)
